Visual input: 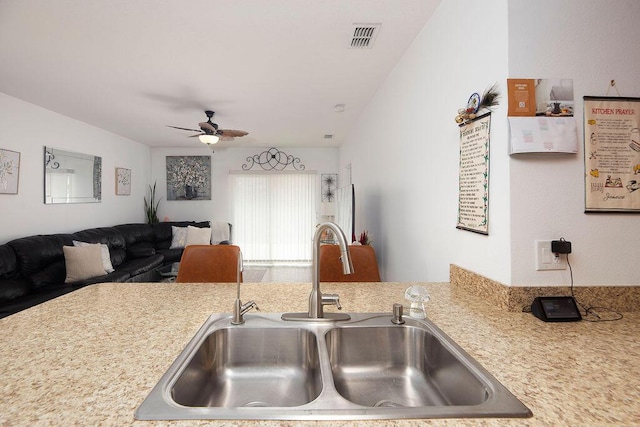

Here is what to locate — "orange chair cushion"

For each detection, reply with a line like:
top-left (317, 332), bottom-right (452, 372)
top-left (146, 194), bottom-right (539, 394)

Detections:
top-left (176, 245), bottom-right (242, 283)
top-left (319, 245), bottom-right (381, 282)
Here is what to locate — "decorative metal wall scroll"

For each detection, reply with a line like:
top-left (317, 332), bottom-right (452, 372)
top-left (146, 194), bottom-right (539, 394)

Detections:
top-left (44, 148), bottom-right (60, 169)
top-left (321, 173), bottom-right (337, 201)
top-left (242, 147), bottom-right (305, 171)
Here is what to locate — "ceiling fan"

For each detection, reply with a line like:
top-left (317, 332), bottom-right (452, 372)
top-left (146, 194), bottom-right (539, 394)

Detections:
top-left (167, 110), bottom-right (248, 144)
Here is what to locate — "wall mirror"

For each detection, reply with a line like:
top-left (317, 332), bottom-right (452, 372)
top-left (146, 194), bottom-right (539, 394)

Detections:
top-left (44, 147), bottom-right (102, 204)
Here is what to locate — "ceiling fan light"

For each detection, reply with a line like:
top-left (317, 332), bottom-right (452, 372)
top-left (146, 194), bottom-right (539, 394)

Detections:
top-left (199, 134), bottom-right (219, 145)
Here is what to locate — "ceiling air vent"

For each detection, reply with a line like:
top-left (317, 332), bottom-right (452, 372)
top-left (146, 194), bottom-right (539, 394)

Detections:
top-left (350, 23), bottom-right (381, 49)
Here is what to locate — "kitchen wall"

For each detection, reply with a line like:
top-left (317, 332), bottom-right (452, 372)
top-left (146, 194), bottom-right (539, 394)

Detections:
top-left (508, 0), bottom-right (640, 286)
top-left (149, 145), bottom-right (339, 226)
top-left (340, 0), bottom-right (511, 283)
top-left (0, 93), bottom-right (150, 244)
top-left (340, 0), bottom-right (640, 287)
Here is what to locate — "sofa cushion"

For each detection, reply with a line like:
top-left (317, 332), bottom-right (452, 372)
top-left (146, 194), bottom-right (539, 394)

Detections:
top-left (63, 244), bottom-right (107, 283)
top-left (116, 254), bottom-right (164, 277)
top-left (113, 224), bottom-right (155, 248)
top-left (29, 261), bottom-right (66, 288)
top-left (0, 278), bottom-right (32, 302)
top-left (109, 248), bottom-right (127, 267)
top-left (72, 227), bottom-right (126, 251)
top-left (9, 234), bottom-right (75, 278)
top-left (69, 270), bottom-right (130, 287)
top-left (0, 244), bottom-right (17, 278)
top-left (127, 244), bottom-right (156, 259)
top-left (156, 248), bottom-right (184, 264)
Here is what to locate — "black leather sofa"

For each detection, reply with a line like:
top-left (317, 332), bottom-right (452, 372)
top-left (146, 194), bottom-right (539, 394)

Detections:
top-left (0, 221), bottom-right (229, 319)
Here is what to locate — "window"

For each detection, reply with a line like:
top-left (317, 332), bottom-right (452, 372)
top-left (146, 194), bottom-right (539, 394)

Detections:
top-left (230, 172), bottom-right (318, 264)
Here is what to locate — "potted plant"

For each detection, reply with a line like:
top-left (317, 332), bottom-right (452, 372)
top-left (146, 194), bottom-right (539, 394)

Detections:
top-left (358, 231), bottom-right (372, 245)
top-left (144, 182), bottom-right (162, 224)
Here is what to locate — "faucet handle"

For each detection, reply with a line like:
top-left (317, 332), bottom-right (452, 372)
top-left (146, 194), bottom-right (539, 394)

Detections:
top-left (322, 294), bottom-right (342, 310)
top-left (243, 300), bottom-right (259, 312)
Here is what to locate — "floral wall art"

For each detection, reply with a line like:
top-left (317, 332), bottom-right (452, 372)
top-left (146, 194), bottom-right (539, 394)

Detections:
top-left (166, 155), bottom-right (211, 201)
top-left (0, 148), bottom-right (20, 194)
top-left (115, 167), bottom-right (131, 195)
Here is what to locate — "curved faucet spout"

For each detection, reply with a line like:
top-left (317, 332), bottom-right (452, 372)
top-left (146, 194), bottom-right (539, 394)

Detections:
top-left (282, 222), bottom-right (353, 322)
top-left (309, 222), bottom-right (354, 319)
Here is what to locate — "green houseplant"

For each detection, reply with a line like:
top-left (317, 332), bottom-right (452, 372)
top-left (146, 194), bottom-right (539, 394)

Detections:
top-left (144, 182), bottom-right (162, 224)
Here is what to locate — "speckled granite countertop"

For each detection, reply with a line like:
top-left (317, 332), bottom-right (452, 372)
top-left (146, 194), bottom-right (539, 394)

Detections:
top-left (1, 281), bottom-right (638, 426)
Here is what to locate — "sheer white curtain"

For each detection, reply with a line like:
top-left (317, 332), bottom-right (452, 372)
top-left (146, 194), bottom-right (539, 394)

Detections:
top-left (230, 172), bottom-right (318, 263)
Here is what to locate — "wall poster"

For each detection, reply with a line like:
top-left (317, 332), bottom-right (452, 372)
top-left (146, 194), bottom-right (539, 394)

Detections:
top-left (584, 96), bottom-right (640, 212)
top-left (457, 112), bottom-right (491, 234)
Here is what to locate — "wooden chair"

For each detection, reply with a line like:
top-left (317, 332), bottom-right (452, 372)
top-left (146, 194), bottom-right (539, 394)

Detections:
top-left (319, 245), bottom-right (381, 282)
top-left (176, 245), bottom-right (242, 283)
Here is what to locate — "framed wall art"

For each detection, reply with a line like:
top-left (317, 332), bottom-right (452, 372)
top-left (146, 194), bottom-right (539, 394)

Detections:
top-left (584, 96), bottom-right (640, 213)
top-left (321, 173), bottom-right (337, 202)
top-left (0, 148), bottom-right (20, 195)
top-left (457, 113), bottom-right (491, 234)
top-left (115, 167), bottom-right (131, 195)
top-left (166, 155), bottom-right (211, 201)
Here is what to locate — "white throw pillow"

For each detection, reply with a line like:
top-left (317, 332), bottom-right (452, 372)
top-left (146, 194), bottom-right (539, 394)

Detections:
top-left (73, 240), bottom-right (115, 273)
top-left (63, 244), bottom-right (107, 283)
top-left (186, 226), bottom-right (212, 246)
top-left (210, 220), bottom-right (230, 244)
top-left (170, 226), bottom-right (188, 249)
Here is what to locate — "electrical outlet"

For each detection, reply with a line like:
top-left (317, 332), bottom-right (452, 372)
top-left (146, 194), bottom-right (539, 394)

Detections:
top-left (535, 240), bottom-right (567, 271)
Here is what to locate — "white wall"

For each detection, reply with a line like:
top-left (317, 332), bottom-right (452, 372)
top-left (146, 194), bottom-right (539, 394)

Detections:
top-left (342, 0), bottom-right (640, 287)
top-left (508, 0), bottom-right (640, 286)
top-left (150, 145), bottom-right (339, 225)
top-left (0, 93), bottom-right (150, 244)
top-left (340, 0), bottom-right (510, 283)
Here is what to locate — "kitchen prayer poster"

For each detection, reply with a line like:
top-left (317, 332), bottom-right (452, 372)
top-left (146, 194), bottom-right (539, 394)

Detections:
top-left (584, 96), bottom-right (640, 212)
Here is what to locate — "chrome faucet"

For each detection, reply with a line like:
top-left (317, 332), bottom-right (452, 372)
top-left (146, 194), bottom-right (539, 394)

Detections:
top-left (282, 222), bottom-right (354, 322)
top-left (231, 250), bottom-right (258, 325)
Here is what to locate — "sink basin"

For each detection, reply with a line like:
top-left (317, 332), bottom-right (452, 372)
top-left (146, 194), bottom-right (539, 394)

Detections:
top-left (326, 326), bottom-right (488, 407)
top-left (136, 313), bottom-right (531, 420)
top-left (172, 327), bottom-right (322, 407)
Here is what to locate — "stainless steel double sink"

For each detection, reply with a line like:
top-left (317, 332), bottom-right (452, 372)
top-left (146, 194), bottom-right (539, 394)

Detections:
top-left (135, 313), bottom-right (531, 420)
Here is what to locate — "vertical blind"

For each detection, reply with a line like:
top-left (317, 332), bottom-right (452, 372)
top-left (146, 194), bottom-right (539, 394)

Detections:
top-left (230, 172), bottom-right (318, 263)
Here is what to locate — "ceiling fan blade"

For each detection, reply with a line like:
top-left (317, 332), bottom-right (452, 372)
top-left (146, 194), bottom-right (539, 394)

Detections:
top-left (199, 122), bottom-right (217, 133)
top-left (167, 125), bottom-right (202, 133)
top-left (219, 129), bottom-right (249, 137)
top-left (188, 134), bottom-right (202, 138)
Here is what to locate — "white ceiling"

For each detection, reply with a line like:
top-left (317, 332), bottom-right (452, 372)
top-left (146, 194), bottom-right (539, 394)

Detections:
top-left (0, 0), bottom-right (438, 149)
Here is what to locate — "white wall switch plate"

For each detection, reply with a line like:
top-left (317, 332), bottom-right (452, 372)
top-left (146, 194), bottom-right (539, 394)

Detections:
top-left (535, 240), bottom-right (567, 271)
